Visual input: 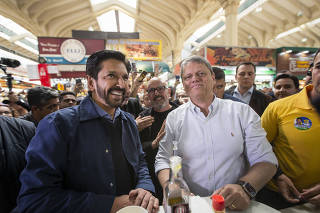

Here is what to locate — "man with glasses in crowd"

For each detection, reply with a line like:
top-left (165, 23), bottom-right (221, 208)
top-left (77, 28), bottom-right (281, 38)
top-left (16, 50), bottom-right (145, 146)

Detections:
top-left (139, 77), bottom-right (177, 203)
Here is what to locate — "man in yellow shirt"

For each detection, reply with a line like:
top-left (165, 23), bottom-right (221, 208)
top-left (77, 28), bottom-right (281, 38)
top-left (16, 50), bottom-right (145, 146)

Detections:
top-left (256, 49), bottom-right (320, 210)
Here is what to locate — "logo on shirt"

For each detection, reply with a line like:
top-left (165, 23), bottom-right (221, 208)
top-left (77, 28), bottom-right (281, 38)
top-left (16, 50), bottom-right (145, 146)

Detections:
top-left (294, 117), bottom-right (312, 130)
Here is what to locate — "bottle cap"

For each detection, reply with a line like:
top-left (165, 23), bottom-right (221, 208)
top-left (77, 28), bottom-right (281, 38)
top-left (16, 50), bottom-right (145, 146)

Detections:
top-left (212, 194), bottom-right (225, 211)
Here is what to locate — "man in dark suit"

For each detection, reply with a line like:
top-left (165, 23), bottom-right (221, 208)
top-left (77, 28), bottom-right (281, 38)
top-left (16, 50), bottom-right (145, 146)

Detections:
top-left (225, 62), bottom-right (272, 116)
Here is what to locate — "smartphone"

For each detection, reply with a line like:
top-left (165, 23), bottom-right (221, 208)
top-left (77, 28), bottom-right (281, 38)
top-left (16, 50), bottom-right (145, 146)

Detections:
top-left (137, 71), bottom-right (148, 82)
top-left (131, 62), bottom-right (137, 72)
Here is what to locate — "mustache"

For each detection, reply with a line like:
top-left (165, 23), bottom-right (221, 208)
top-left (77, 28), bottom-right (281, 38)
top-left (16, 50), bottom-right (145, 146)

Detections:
top-left (153, 95), bottom-right (164, 101)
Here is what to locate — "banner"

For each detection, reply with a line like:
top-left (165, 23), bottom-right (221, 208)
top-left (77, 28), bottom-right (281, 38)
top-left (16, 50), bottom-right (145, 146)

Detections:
top-left (277, 52), bottom-right (313, 76)
top-left (38, 64), bottom-right (51, 87)
top-left (106, 39), bottom-right (162, 61)
top-left (38, 37), bottom-right (105, 65)
top-left (206, 46), bottom-right (275, 67)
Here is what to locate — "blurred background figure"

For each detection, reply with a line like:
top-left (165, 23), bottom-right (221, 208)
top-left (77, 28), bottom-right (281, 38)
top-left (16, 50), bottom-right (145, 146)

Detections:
top-left (21, 87), bottom-right (59, 126)
top-left (212, 67), bottom-right (243, 102)
top-left (0, 103), bottom-right (13, 117)
top-left (0, 116), bottom-right (35, 213)
top-left (59, 91), bottom-right (77, 109)
top-left (274, 73), bottom-right (299, 99)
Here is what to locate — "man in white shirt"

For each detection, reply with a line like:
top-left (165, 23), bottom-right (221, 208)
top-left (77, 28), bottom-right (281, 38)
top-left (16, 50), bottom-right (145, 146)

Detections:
top-left (155, 56), bottom-right (278, 211)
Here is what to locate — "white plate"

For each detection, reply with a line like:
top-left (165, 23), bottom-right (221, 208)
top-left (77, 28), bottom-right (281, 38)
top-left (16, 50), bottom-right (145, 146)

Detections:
top-left (116, 206), bottom-right (148, 213)
top-left (159, 196), bottom-right (280, 213)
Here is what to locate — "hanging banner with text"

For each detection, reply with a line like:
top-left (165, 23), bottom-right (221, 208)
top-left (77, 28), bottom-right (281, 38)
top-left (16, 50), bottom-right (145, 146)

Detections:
top-left (206, 46), bottom-right (275, 67)
top-left (38, 37), bottom-right (105, 65)
top-left (106, 39), bottom-right (162, 61)
top-left (38, 64), bottom-right (51, 87)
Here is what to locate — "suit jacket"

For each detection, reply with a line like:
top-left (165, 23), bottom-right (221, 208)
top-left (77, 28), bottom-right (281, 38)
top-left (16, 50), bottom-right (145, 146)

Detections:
top-left (226, 87), bottom-right (272, 116)
top-left (17, 96), bottom-right (154, 213)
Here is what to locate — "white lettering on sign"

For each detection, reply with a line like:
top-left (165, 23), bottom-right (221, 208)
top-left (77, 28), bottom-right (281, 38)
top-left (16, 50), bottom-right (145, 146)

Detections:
top-left (60, 39), bottom-right (86, 63)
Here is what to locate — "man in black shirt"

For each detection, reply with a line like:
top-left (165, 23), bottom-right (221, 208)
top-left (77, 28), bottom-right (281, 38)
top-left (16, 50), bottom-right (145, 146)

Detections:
top-left (139, 78), bottom-right (177, 202)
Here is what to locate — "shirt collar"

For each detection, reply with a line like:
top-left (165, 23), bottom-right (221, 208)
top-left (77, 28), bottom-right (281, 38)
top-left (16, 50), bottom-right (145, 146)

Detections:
top-left (91, 98), bottom-right (121, 120)
top-left (294, 84), bottom-right (313, 110)
top-left (188, 95), bottom-right (218, 116)
top-left (234, 85), bottom-right (254, 95)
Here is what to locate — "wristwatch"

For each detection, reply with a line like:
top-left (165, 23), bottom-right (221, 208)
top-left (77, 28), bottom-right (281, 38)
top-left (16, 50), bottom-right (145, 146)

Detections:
top-left (237, 180), bottom-right (256, 200)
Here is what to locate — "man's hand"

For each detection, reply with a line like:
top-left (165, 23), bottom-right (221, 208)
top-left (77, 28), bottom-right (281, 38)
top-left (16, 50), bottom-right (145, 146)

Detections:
top-left (151, 119), bottom-right (166, 149)
top-left (213, 184), bottom-right (250, 211)
top-left (276, 174), bottom-right (301, 203)
top-left (129, 188), bottom-right (159, 213)
top-left (300, 184), bottom-right (320, 206)
top-left (110, 195), bottom-right (134, 213)
top-left (135, 116), bottom-right (154, 131)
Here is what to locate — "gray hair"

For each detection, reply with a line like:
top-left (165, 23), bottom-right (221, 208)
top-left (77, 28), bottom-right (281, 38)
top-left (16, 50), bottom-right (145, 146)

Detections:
top-left (180, 55), bottom-right (213, 79)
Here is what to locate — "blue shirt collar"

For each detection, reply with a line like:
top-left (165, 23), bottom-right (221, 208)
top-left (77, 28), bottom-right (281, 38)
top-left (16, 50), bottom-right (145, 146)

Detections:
top-left (234, 85), bottom-right (254, 95)
top-left (78, 95), bottom-right (126, 122)
top-left (91, 97), bottom-right (121, 121)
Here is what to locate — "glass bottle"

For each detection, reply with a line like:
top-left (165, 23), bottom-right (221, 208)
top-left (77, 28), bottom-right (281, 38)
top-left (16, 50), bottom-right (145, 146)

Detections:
top-left (164, 156), bottom-right (191, 213)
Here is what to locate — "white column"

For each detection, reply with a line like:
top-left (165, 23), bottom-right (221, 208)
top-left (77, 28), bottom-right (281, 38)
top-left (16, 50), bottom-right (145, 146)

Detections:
top-left (222, 0), bottom-right (240, 46)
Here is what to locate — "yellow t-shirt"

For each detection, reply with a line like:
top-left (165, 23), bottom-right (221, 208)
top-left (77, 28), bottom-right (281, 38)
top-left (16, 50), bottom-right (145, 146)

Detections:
top-left (261, 85), bottom-right (320, 192)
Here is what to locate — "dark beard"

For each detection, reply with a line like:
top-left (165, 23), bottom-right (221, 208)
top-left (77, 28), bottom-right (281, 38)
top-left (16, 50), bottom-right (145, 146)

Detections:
top-left (97, 86), bottom-right (125, 108)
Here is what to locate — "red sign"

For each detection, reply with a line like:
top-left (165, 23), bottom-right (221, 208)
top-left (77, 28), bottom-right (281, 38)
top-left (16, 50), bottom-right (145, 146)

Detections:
top-left (38, 64), bottom-right (51, 87)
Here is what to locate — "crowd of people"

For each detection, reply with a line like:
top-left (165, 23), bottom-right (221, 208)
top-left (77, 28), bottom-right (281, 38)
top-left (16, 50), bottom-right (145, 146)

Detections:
top-left (0, 49), bottom-right (319, 213)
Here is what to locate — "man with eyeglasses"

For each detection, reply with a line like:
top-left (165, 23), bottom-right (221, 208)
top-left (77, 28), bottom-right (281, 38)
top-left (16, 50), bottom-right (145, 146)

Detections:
top-left (59, 91), bottom-right (77, 109)
top-left (225, 62), bottom-right (272, 116)
top-left (139, 77), bottom-right (178, 203)
top-left (20, 86), bottom-right (59, 126)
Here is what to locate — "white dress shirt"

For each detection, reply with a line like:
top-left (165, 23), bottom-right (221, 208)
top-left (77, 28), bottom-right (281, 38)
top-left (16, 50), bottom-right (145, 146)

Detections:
top-left (233, 85), bottom-right (254, 104)
top-left (155, 97), bottom-right (278, 196)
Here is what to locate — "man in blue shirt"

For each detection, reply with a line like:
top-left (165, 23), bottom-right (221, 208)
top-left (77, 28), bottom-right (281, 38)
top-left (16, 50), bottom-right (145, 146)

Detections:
top-left (212, 67), bottom-right (243, 103)
top-left (18, 50), bottom-right (158, 213)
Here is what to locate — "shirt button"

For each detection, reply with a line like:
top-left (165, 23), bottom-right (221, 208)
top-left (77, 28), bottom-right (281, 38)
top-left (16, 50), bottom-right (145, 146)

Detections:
top-left (105, 149), bottom-right (109, 153)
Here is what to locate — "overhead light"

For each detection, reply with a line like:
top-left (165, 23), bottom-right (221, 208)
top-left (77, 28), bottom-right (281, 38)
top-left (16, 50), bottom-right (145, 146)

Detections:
top-left (279, 50), bottom-right (292, 56)
top-left (255, 7), bottom-right (262, 13)
top-left (301, 38), bottom-right (307, 43)
top-left (88, 26), bottom-right (94, 31)
top-left (275, 27), bottom-right (301, 40)
top-left (302, 50), bottom-right (309, 54)
top-left (248, 35), bottom-right (253, 39)
top-left (217, 34), bottom-right (221, 38)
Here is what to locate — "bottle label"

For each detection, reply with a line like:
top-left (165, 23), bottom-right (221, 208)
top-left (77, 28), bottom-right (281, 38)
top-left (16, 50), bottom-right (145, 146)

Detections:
top-left (172, 204), bottom-right (189, 213)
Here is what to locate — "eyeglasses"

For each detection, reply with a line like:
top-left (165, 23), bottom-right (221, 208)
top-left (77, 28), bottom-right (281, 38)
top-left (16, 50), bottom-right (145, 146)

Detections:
top-left (147, 86), bottom-right (166, 94)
